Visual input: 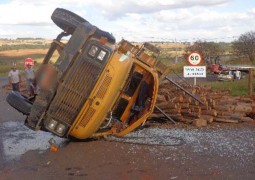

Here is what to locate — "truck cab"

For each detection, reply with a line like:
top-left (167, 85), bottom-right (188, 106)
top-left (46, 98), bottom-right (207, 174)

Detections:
top-left (7, 8), bottom-right (167, 140)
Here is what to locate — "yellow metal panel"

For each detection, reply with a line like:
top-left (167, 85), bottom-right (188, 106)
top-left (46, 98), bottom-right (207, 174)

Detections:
top-left (69, 51), bottom-right (134, 139)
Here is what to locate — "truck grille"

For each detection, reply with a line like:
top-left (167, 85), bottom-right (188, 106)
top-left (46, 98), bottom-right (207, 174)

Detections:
top-left (95, 74), bottom-right (112, 99)
top-left (46, 52), bottom-right (107, 125)
top-left (79, 107), bottom-right (96, 128)
top-left (78, 74), bottom-right (112, 127)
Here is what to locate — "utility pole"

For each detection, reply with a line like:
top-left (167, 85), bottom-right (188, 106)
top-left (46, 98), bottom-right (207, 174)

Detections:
top-left (248, 68), bottom-right (254, 96)
top-left (175, 38), bottom-right (178, 63)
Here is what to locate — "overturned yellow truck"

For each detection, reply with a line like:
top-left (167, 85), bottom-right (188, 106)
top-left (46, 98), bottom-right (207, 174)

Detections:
top-left (6, 8), bottom-right (170, 139)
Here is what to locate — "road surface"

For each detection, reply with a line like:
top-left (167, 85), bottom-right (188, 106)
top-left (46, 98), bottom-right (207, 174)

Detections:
top-left (0, 76), bottom-right (255, 180)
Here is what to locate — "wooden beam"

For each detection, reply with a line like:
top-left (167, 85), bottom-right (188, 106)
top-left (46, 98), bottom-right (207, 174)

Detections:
top-left (248, 69), bottom-right (254, 96)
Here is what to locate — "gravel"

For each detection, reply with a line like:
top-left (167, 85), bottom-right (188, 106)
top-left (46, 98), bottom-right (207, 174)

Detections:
top-left (0, 121), bottom-right (68, 162)
top-left (106, 125), bottom-right (255, 165)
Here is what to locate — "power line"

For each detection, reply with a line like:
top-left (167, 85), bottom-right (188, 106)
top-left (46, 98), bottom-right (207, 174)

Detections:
top-left (143, 35), bottom-right (239, 42)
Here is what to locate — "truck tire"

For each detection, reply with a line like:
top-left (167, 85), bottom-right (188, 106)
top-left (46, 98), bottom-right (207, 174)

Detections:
top-left (51, 8), bottom-right (87, 34)
top-left (6, 91), bottom-right (32, 115)
top-left (95, 29), bottom-right (116, 44)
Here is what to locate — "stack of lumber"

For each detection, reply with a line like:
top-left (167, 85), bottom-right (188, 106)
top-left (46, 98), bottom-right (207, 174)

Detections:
top-left (151, 80), bottom-right (255, 127)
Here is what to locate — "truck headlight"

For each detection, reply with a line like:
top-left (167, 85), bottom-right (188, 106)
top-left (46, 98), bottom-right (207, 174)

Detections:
top-left (55, 123), bottom-right (67, 135)
top-left (88, 45), bottom-right (98, 57)
top-left (48, 119), bottom-right (58, 130)
top-left (97, 50), bottom-right (106, 61)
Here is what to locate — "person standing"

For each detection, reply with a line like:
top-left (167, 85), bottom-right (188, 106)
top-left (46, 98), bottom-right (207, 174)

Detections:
top-left (235, 70), bottom-right (241, 80)
top-left (8, 65), bottom-right (21, 91)
top-left (24, 63), bottom-right (36, 96)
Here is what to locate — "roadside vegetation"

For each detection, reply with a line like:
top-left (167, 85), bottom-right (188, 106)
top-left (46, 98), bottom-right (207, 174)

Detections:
top-left (0, 49), bottom-right (47, 76)
top-left (0, 34), bottom-right (254, 96)
top-left (206, 79), bottom-right (255, 96)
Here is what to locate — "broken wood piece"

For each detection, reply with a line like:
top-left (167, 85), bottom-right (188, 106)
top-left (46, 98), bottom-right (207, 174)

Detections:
top-left (201, 110), bottom-right (217, 116)
top-left (214, 118), bottom-right (239, 123)
top-left (179, 102), bottom-right (190, 109)
top-left (233, 104), bottom-right (252, 113)
top-left (200, 115), bottom-right (214, 123)
top-left (192, 118), bottom-right (207, 127)
top-left (240, 117), bottom-right (254, 122)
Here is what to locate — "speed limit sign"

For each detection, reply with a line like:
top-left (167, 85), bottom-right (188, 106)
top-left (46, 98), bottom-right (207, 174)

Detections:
top-left (187, 52), bottom-right (202, 66)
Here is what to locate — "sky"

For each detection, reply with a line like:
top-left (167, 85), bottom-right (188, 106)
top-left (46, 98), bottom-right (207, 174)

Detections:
top-left (0, 0), bottom-right (255, 42)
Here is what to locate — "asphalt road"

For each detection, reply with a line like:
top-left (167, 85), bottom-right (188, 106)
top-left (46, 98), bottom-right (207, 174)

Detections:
top-left (0, 76), bottom-right (255, 180)
top-left (0, 77), bottom-right (67, 165)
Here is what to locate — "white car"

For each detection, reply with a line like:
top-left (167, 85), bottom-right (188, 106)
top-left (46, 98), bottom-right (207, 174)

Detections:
top-left (218, 70), bottom-right (234, 81)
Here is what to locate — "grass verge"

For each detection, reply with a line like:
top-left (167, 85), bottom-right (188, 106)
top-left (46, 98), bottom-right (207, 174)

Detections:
top-left (207, 78), bottom-right (255, 96)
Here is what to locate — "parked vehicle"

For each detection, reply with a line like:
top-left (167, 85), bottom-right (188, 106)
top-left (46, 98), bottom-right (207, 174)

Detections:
top-left (217, 70), bottom-right (234, 81)
top-left (6, 8), bottom-right (170, 139)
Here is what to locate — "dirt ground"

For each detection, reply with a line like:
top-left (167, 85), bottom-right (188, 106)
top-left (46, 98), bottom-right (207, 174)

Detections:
top-left (0, 77), bottom-right (255, 180)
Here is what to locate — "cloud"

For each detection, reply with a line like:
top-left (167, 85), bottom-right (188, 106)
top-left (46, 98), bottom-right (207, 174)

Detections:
top-left (0, 2), bottom-right (54, 25)
top-left (0, 0), bottom-right (254, 42)
top-left (0, 29), bottom-right (16, 36)
top-left (0, 0), bottom-right (234, 26)
top-left (93, 0), bottom-right (233, 20)
top-left (0, 0), bottom-right (232, 23)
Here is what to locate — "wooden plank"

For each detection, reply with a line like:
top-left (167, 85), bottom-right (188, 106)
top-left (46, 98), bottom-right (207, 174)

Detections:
top-left (201, 109), bottom-right (217, 116)
top-left (214, 118), bottom-right (239, 123)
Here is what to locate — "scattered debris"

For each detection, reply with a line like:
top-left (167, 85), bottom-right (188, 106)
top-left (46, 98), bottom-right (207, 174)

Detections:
top-left (0, 121), bottom-right (67, 161)
top-left (48, 138), bottom-right (58, 152)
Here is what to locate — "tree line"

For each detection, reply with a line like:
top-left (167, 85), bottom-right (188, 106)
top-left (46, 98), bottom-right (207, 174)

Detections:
top-left (0, 44), bottom-right (50, 51)
top-left (184, 31), bottom-right (255, 64)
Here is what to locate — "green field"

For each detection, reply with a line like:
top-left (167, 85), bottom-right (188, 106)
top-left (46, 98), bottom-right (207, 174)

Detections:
top-left (206, 78), bottom-right (255, 96)
top-left (1, 39), bottom-right (254, 96)
top-left (0, 54), bottom-right (45, 76)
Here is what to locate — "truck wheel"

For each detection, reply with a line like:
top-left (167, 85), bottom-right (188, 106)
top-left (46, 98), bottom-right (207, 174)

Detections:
top-left (51, 8), bottom-right (87, 34)
top-left (52, 8), bottom-right (116, 44)
top-left (6, 91), bottom-right (32, 115)
top-left (96, 29), bottom-right (116, 44)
